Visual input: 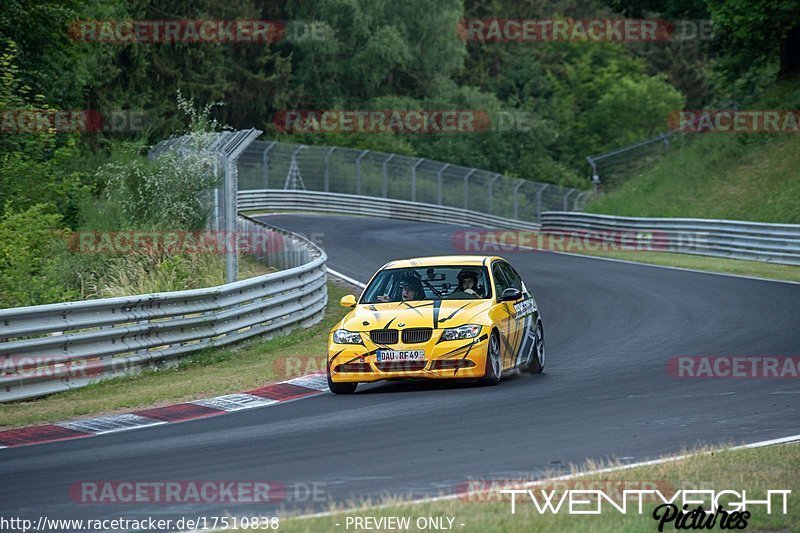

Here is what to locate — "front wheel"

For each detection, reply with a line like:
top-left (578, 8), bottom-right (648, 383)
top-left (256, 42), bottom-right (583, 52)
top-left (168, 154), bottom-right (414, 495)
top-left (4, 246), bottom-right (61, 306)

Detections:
top-left (522, 321), bottom-right (545, 374)
top-left (480, 331), bottom-right (502, 385)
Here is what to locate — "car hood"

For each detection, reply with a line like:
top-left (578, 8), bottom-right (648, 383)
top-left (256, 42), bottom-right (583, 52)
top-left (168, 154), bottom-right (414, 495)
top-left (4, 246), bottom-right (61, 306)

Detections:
top-left (340, 299), bottom-right (493, 331)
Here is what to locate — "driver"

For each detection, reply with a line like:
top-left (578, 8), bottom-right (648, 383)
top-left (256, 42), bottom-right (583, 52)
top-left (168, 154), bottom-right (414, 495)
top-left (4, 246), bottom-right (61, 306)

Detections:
top-left (377, 273), bottom-right (424, 302)
top-left (399, 274), bottom-right (424, 301)
top-left (455, 269), bottom-right (481, 297)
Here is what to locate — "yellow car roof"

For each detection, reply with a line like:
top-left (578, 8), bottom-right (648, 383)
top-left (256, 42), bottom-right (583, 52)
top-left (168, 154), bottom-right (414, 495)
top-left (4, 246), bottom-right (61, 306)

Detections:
top-left (382, 255), bottom-right (501, 269)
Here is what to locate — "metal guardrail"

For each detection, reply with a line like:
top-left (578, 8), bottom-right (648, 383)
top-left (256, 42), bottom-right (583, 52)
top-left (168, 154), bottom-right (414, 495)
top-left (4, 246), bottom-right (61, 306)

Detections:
top-left (239, 190), bottom-right (541, 230)
top-left (236, 141), bottom-right (592, 221)
top-left (541, 212), bottom-right (800, 266)
top-left (0, 216), bottom-right (327, 402)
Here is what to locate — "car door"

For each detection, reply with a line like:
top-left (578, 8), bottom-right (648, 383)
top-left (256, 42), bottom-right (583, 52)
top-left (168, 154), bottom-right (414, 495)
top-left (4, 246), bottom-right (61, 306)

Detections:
top-left (491, 260), bottom-right (518, 370)
top-left (498, 262), bottom-right (537, 368)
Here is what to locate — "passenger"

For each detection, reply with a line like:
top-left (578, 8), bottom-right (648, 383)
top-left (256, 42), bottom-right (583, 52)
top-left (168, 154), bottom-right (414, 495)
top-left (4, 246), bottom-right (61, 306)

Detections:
top-left (454, 269), bottom-right (481, 297)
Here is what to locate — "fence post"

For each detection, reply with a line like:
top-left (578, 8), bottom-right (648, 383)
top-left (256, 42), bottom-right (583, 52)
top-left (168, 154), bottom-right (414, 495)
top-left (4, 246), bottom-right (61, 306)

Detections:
top-left (487, 174), bottom-right (501, 214)
top-left (224, 154), bottom-right (238, 283)
top-left (355, 150), bottom-right (369, 195)
top-left (324, 147), bottom-right (336, 192)
top-left (536, 184), bottom-right (549, 221)
top-left (411, 158), bottom-right (424, 202)
top-left (463, 169), bottom-right (476, 210)
top-left (562, 190), bottom-right (574, 211)
top-left (436, 164), bottom-right (449, 205)
top-left (261, 141), bottom-right (276, 189)
top-left (382, 154), bottom-right (395, 198)
top-left (512, 181), bottom-right (524, 220)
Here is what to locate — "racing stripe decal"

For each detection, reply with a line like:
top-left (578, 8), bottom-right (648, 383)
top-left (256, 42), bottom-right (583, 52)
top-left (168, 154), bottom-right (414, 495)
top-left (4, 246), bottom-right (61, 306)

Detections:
top-left (432, 299), bottom-right (442, 329)
top-left (382, 316), bottom-right (397, 329)
top-left (401, 302), bottom-right (425, 317)
top-left (438, 302), bottom-right (471, 325)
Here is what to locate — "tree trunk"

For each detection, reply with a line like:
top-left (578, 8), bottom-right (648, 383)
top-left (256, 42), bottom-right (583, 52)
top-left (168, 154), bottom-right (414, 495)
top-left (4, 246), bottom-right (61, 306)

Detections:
top-left (779, 23), bottom-right (800, 77)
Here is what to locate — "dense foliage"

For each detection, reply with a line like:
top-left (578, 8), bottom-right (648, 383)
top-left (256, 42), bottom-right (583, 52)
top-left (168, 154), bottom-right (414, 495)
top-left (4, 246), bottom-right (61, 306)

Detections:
top-left (0, 0), bottom-right (795, 306)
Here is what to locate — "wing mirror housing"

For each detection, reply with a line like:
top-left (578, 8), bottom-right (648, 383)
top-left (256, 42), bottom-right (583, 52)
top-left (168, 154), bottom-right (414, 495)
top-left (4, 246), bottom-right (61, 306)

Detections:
top-left (340, 294), bottom-right (357, 308)
top-left (499, 288), bottom-right (522, 302)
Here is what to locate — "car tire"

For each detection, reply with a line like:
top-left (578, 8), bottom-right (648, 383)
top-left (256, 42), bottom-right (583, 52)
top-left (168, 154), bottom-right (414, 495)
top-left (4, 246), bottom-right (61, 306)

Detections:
top-left (327, 362), bottom-right (357, 394)
top-left (522, 320), bottom-right (545, 374)
top-left (480, 330), bottom-right (502, 385)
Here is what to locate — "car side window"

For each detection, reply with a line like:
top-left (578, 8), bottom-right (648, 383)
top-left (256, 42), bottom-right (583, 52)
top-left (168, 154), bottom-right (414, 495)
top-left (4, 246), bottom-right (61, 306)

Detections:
top-left (499, 262), bottom-right (523, 291)
top-left (492, 262), bottom-right (512, 298)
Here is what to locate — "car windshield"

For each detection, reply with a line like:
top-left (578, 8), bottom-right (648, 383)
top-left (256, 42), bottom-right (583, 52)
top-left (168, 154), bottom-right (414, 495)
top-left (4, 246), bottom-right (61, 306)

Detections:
top-left (361, 266), bottom-right (492, 303)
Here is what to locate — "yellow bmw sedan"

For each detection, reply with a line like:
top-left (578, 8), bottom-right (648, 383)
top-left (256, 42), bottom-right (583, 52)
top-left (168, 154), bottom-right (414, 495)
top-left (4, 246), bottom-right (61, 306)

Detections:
top-left (327, 255), bottom-right (545, 394)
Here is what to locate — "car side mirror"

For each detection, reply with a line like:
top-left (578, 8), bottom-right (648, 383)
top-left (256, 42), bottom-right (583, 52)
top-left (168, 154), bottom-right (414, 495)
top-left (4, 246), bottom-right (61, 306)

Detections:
top-left (499, 288), bottom-right (522, 302)
top-left (340, 294), bottom-right (357, 308)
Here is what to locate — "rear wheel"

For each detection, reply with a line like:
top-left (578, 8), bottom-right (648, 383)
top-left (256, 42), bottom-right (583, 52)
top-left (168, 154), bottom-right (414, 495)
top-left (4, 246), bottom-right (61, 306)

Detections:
top-left (327, 362), bottom-right (357, 394)
top-left (522, 321), bottom-right (545, 374)
top-left (480, 331), bottom-right (502, 385)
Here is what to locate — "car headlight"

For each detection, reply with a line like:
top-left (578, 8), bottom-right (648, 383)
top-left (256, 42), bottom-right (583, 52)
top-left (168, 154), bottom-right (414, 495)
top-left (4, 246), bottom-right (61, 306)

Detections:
top-left (333, 329), bottom-right (363, 344)
top-left (440, 324), bottom-right (482, 341)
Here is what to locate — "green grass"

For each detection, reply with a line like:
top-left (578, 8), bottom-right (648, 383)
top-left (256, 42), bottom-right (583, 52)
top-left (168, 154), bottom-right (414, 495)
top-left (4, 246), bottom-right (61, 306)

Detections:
top-left (586, 81), bottom-right (800, 224)
top-left (0, 283), bottom-right (350, 429)
top-left (273, 443), bottom-right (800, 532)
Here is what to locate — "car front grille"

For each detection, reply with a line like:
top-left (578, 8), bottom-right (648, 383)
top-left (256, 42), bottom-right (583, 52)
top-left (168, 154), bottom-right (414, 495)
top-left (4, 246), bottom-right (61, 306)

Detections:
top-left (401, 328), bottom-right (432, 344)
top-left (370, 329), bottom-right (398, 344)
top-left (376, 361), bottom-right (427, 372)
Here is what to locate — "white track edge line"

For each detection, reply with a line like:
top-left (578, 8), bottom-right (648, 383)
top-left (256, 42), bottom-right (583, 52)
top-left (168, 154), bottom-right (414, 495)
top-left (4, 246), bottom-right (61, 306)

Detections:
top-left (327, 268), bottom-right (367, 288)
top-left (286, 433), bottom-right (800, 521)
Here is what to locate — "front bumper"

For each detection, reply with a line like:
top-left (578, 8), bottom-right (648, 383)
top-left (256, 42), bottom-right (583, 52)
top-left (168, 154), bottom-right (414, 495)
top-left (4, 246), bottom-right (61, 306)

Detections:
top-left (328, 328), bottom-right (490, 383)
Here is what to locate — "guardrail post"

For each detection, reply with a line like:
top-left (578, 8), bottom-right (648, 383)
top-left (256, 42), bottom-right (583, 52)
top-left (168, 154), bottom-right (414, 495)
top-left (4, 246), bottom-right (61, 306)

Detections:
top-left (324, 147), bottom-right (336, 192)
top-left (512, 181), bottom-right (524, 220)
top-left (463, 169), bottom-right (476, 210)
top-left (436, 164), bottom-right (449, 205)
top-left (411, 158), bottom-right (423, 202)
top-left (261, 141), bottom-right (276, 189)
top-left (355, 150), bottom-right (368, 195)
top-left (488, 173), bottom-right (501, 214)
top-left (382, 154), bottom-right (395, 198)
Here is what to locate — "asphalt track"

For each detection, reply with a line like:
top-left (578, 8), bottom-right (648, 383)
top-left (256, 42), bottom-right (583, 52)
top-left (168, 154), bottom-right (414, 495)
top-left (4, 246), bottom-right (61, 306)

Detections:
top-left (2, 214), bottom-right (799, 529)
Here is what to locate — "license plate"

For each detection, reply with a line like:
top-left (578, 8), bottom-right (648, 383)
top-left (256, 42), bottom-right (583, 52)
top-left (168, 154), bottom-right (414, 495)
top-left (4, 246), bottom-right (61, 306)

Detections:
top-left (376, 350), bottom-right (426, 362)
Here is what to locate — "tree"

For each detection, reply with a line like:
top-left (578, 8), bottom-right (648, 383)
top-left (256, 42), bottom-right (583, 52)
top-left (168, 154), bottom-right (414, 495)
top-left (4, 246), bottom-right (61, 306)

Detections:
top-left (707, 0), bottom-right (800, 78)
